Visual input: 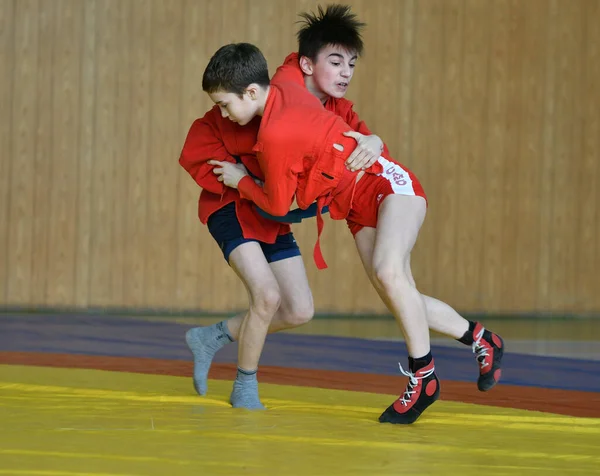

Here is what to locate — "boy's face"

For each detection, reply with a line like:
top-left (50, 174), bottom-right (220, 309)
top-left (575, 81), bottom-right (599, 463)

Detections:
top-left (209, 89), bottom-right (258, 126)
top-left (302, 44), bottom-right (357, 99)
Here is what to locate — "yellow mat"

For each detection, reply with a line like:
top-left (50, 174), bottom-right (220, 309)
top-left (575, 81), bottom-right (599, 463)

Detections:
top-left (1, 365), bottom-right (598, 476)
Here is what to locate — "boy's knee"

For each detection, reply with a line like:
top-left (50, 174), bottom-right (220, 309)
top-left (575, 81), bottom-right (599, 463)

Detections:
top-left (285, 299), bottom-right (314, 327)
top-left (251, 287), bottom-right (282, 320)
top-left (373, 262), bottom-right (413, 294)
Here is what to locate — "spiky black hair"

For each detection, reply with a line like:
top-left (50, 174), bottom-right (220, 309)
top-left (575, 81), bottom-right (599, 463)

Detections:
top-left (297, 4), bottom-right (366, 60)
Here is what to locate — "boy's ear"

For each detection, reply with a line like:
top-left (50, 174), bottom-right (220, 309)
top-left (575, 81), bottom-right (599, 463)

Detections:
top-left (245, 83), bottom-right (260, 100)
top-left (299, 56), bottom-right (314, 76)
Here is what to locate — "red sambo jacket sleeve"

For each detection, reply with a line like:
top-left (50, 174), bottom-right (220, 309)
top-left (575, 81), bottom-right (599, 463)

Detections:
top-left (237, 144), bottom-right (301, 217)
top-left (178, 107), bottom-right (237, 195)
top-left (326, 99), bottom-right (388, 178)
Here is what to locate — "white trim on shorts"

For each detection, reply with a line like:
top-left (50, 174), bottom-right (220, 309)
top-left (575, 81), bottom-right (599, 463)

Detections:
top-left (376, 157), bottom-right (417, 196)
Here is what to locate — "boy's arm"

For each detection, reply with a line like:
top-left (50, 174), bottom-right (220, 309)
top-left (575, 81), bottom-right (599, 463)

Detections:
top-left (237, 151), bottom-right (300, 217)
top-left (344, 106), bottom-right (390, 157)
top-left (178, 108), bottom-right (236, 194)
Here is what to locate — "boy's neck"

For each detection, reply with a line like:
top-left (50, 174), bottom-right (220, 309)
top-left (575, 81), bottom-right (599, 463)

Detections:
top-left (303, 76), bottom-right (328, 104)
top-left (256, 86), bottom-right (271, 116)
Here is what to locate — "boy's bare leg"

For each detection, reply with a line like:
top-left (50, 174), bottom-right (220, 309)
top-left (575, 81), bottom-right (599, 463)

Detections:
top-left (226, 255), bottom-right (313, 339)
top-left (186, 242), bottom-right (278, 408)
top-left (351, 195), bottom-right (438, 424)
top-left (229, 252), bottom-right (314, 409)
top-left (355, 224), bottom-right (505, 392)
top-left (354, 227), bottom-right (469, 339)
top-left (186, 249), bottom-right (313, 408)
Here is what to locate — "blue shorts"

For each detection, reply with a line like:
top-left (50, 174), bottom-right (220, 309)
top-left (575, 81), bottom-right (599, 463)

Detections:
top-left (207, 202), bottom-right (301, 263)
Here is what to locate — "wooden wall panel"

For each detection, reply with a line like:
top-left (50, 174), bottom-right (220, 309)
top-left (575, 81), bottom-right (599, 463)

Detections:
top-left (454, 0), bottom-right (490, 310)
top-left (0, 0), bottom-right (14, 305)
top-left (515, 0), bottom-right (549, 312)
top-left (120, 0), bottom-right (150, 309)
top-left (434, 0), bottom-right (462, 306)
top-left (1, 0), bottom-right (598, 315)
top-left (7, 0), bottom-right (38, 305)
top-left (74, 0), bottom-right (96, 307)
top-left (46, 0), bottom-right (82, 305)
top-left (31, 1), bottom-right (55, 305)
top-left (581, 0), bottom-right (600, 313)
top-left (549, 1), bottom-right (585, 311)
top-left (88, 0), bottom-right (117, 306)
top-left (145, 1), bottom-right (183, 308)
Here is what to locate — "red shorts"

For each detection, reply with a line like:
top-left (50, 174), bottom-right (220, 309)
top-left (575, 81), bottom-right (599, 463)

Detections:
top-left (346, 157), bottom-right (427, 236)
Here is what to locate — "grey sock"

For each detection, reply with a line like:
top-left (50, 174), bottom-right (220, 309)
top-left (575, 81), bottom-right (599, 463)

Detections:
top-left (230, 367), bottom-right (265, 410)
top-left (185, 321), bottom-right (234, 395)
